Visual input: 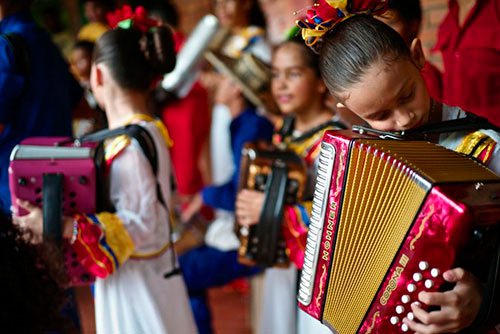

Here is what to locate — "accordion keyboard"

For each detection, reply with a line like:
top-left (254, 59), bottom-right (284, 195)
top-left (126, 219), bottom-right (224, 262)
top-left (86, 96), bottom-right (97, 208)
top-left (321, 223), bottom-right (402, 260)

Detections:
top-left (299, 142), bottom-right (336, 305)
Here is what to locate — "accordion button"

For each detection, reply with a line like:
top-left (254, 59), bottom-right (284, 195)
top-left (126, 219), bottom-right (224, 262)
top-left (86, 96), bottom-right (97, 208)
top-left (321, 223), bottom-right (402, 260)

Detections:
top-left (401, 323), bottom-right (409, 332)
top-left (407, 312), bottom-right (414, 321)
top-left (17, 177), bottom-right (27, 186)
top-left (431, 268), bottom-right (440, 278)
top-left (401, 295), bottom-right (411, 304)
top-left (396, 305), bottom-right (405, 314)
top-left (419, 261), bottom-right (429, 271)
top-left (413, 273), bottom-right (423, 282)
top-left (390, 316), bottom-right (399, 325)
top-left (425, 279), bottom-right (434, 289)
top-left (407, 284), bottom-right (417, 293)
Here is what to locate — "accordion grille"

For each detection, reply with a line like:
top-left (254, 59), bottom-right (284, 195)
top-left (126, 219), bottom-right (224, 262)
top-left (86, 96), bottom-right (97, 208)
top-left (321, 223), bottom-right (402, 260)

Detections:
top-left (322, 143), bottom-right (427, 333)
top-left (321, 139), bottom-right (499, 333)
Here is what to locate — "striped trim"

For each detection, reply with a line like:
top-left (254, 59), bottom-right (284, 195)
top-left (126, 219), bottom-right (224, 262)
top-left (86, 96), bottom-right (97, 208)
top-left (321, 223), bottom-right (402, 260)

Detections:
top-left (94, 212), bottom-right (135, 266)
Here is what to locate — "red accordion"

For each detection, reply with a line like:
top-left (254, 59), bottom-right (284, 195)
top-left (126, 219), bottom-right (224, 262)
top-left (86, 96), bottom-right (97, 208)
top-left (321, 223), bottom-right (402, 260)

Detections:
top-left (298, 130), bottom-right (500, 334)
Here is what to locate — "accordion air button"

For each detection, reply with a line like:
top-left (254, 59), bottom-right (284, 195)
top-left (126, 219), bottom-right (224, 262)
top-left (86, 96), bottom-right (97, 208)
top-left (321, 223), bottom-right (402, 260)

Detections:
top-left (390, 316), bottom-right (399, 325)
top-left (401, 323), bottom-right (409, 332)
top-left (407, 284), bottom-right (416, 293)
top-left (401, 295), bottom-right (411, 304)
top-left (425, 279), bottom-right (434, 289)
top-left (413, 273), bottom-right (423, 282)
top-left (431, 268), bottom-right (440, 278)
top-left (17, 177), bottom-right (27, 186)
top-left (396, 305), bottom-right (405, 314)
top-left (407, 312), bottom-right (414, 321)
top-left (419, 261), bottom-right (429, 271)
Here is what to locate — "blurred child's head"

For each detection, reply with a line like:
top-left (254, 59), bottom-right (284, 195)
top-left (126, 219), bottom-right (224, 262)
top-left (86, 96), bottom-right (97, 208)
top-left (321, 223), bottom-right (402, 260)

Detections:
top-left (72, 41), bottom-right (94, 81)
top-left (213, 0), bottom-right (265, 29)
top-left (319, 15), bottom-right (429, 132)
top-left (377, 0), bottom-right (422, 46)
top-left (84, 0), bottom-right (113, 24)
top-left (148, 1), bottom-right (179, 29)
top-left (271, 36), bottom-right (327, 116)
top-left (91, 25), bottom-right (176, 107)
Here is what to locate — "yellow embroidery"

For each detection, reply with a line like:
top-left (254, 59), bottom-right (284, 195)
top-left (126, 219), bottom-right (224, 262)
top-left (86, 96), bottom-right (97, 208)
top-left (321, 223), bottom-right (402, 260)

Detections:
top-left (125, 113), bottom-right (173, 147)
top-left (365, 311), bottom-right (381, 334)
top-left (410, 204), bottom-right (435, 250)
top-left (131, 241), bottom-right (172, 259)
top-left (316, 264), bottom-right (328, 308)
top-left (104, 135), bottom-right (131, 162)
top-left (96, 212), bottom-right (135, 265)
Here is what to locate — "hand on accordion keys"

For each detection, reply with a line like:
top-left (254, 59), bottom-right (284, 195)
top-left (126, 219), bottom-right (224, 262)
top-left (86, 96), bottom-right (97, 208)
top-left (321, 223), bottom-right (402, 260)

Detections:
top-left (12, 199), bottom-right (74, 243)
top-left (235, 189), bottom-right (265, 226)
top-left (402, 267), bottom-right (483, 334)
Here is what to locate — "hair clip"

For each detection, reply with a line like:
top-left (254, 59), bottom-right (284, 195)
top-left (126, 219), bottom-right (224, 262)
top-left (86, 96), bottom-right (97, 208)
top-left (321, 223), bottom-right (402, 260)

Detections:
top-left (295, 0), bottom-right (389, 46)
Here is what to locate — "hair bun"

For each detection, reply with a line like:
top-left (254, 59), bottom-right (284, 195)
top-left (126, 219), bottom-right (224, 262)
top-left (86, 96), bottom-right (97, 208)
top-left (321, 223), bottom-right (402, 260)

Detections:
top-left (140, 26), bottom-right (176, 75)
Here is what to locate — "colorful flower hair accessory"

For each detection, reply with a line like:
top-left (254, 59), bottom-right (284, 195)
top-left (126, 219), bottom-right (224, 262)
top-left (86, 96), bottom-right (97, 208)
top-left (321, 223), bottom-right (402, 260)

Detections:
top-left (296, 0), bottom-right (389, 46)
top-left (107, 5), bottom-right (158, 33)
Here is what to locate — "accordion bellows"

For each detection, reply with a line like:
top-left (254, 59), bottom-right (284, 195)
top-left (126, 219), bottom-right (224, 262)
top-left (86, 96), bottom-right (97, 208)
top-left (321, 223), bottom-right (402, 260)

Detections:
top-left (298, 131), bottom-right (500, 334)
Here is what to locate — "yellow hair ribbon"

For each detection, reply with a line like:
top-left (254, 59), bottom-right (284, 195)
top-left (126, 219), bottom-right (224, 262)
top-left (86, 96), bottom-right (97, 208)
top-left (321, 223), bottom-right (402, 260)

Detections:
top-left (326, 0), bottom-right (348, 12)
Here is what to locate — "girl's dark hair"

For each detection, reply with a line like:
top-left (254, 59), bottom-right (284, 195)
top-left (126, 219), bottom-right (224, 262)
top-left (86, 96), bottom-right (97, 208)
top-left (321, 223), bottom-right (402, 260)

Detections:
top-left (248, 0), bottom-right (266, 29)
top-left (74, 40), bottom-right (95, 55)
top-left (0, 214), bottom-right (76, 333)
top-left (388, 0), bottom-right (422, 24)
top-left (93, 26), bottom-right (176, 91)
top-left (319, 14), bottom-right (411, 98)
top-left (277, 35), bottom-right (321, 77)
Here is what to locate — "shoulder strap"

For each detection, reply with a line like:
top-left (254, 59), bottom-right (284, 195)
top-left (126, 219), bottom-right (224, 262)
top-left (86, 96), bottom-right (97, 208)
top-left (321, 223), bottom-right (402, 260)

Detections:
top-left (78, 124), bottom-right (159, 177)
top-left (410, 112), bottom-right (500, 135)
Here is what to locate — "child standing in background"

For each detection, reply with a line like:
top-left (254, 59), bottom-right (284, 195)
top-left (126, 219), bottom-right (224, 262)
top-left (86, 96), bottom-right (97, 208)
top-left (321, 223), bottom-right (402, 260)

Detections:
top-left (14, 7), bottom-right (196, 334)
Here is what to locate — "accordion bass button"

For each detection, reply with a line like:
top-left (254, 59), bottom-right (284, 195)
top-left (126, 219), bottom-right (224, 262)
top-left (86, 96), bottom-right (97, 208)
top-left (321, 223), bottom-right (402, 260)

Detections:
top-left (413, 273), bottom-right (423, 282)
top-left (401, 323), bottom-right (409, 332)
top-left (401, 295), bottom-right (411, 304)
top-left (396, 305), bottom-right (405, 314)
top-left (390, 316), bottom-right (399, 325)
top-left (424, 280), bottom-right (434, 289)
top-left (430, 268), bottom-right (440, 278)
top-left (407, 284), bottom-right (417, 293)
top-left (407, 312), bottom-right (414, 321)
top-left (419, 261), bottom-right (429, 271)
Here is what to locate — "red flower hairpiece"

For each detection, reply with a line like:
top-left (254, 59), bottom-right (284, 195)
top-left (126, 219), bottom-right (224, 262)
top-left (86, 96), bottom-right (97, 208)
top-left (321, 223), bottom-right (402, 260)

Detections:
top-left (296, 0), bottom-right (389, 46)
top-left (107, 5), bottom-right (158, 33)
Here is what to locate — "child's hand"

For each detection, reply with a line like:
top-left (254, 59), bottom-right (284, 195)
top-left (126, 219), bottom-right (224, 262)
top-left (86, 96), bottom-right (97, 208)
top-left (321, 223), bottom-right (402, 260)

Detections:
top-left (12, 199), bottom-right (43, 243)
top-left (403, 267), bottom-right (483, 334)
top-left (235, 189), bottom-right (264, 226)
top-left (180, 192), bottom-right (204, 223)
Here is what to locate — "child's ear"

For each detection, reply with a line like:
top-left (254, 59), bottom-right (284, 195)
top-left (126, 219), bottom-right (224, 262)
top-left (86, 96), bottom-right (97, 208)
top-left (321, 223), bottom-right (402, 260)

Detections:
top-left (91, 64), bottom-right (104, 87)
top-left (410, 38), bottom-right (426, 70)
top-left (318, 79), bottom-right (327, 95)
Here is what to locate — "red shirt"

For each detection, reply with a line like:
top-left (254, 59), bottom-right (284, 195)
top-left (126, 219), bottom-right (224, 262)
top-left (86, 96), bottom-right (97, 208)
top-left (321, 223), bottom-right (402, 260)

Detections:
top-left (422, 61), bottom-right (443, 103)
top-left (434, 0), bottom-right (500, 126)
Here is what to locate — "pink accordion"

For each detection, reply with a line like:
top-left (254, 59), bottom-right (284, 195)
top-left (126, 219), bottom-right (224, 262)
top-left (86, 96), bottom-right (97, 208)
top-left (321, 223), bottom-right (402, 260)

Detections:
top-left (298, 130), bottom-right (500, 334)
top-left (9, 137), bottom-right (102, 286)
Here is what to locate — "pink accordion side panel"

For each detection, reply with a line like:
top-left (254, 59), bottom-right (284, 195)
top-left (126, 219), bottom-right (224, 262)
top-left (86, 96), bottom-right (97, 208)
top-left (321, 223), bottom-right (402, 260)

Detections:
top-left (298, 131), bottom-right (352, 319)
top-left (358, 186), bottom-right (473, 334)
top-left (9, 137), bottom-right (98, 286)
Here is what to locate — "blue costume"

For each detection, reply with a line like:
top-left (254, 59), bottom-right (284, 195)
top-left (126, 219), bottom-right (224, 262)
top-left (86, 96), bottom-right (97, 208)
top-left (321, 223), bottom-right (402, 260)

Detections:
top-left (0, 12), bottom-right (82, 214)
top-left (180, 107), bottom-right (273, 334)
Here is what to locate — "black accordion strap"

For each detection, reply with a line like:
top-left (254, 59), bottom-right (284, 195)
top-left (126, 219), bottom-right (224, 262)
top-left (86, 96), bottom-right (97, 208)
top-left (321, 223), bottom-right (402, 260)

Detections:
top-left (43, 174), bottom-right (63, 246)
top-left (256, 164), bottom-right (288, 267)
top-left (79, 124), bottom-right (181, 278)
top-left (410, 112), bottom-right (500, 135)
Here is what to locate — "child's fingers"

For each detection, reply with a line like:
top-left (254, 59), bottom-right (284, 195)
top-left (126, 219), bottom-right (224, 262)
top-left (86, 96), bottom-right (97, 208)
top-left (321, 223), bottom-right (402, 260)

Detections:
top-left (16, 199), bottom-right (36, 212)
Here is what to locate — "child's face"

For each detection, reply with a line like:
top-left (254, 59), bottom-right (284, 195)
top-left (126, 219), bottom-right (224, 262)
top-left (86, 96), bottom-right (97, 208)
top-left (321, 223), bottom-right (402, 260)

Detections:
top-left (213, 0), bottom-right (246, 28)
top-left (271, 43), bottom-right (326, 115)
top-left (338, 58), bottom-right (431, 132)
top-left (72, 48), bottom-right (92, 80)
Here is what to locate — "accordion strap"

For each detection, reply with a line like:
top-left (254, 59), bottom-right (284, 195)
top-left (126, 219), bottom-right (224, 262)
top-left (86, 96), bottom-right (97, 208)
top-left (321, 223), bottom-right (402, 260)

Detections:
top-left (43, 174), bottom-right (63, 245)
top-left (256, 164), bottom-right (288, 267)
